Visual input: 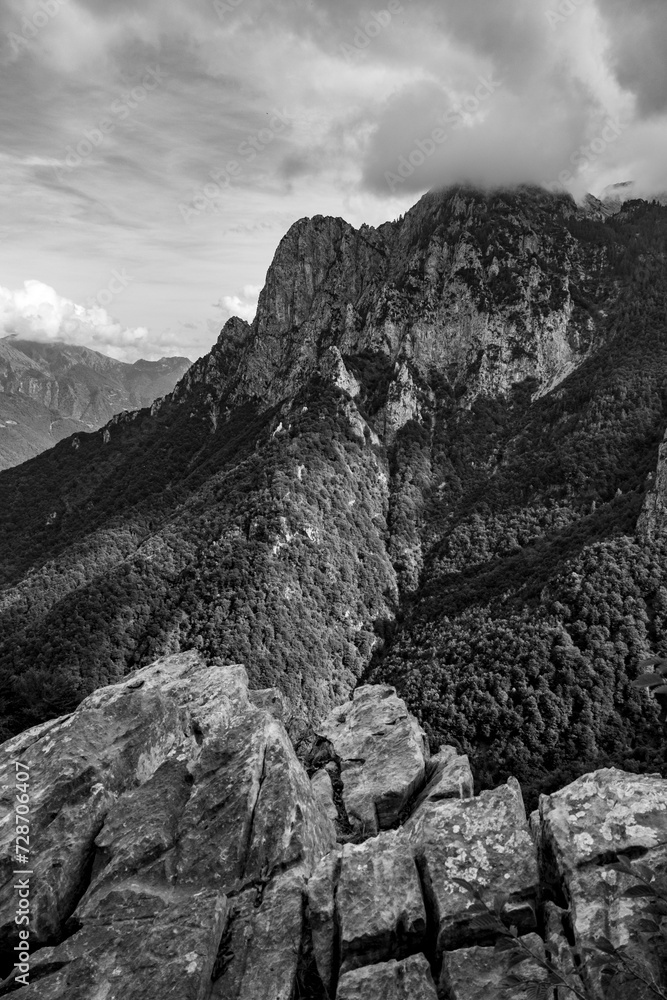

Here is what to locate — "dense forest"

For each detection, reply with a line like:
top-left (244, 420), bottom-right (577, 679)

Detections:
top-left (1, 187), bottom-right (667, 806)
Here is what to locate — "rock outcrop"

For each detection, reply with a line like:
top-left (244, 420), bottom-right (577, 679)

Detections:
top-left (316, 684), bottom-right (429, 836)
top-left (173, 188), bottom-right (602, 434)
top-left (0, 653), bottom-right (336, 998)
top-left (535, 769), bottom-right (667, 999)
top-left (1, 661), bottom-right (666, 999)
top-left (638, 427), bottom-right (667, 541)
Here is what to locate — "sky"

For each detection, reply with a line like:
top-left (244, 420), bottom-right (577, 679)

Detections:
top-left (0, 0), bottom-right (666, 363)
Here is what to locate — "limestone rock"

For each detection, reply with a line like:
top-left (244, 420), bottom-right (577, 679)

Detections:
top-left (410, 745), bottom-right (474, 815)
top-left (440, 933), bottom-right (548, 999)
top-left (317, 685), bottom-right (428, 836)
top-left (210, 867), bottom-right (306, 1000)
top-left (228, 189), bottom-right (597, 418)
top-left (336, 954), bottom-right (438, 1000)
top-left (337, 831), bottom-right (427, 974)
top-left (319, 345), bottom-right (361, 398)
top-left (307, 847), bottom-right (343, 997)
top-left (12, 884), bottom-right (227, 1000)
top-left (538, 768), bottom-right (667, 874)
top-left (0, 649), bottom-right (226, 950)
top-left (538, 768), bottom-right (667, 999)
top-left (406, 779), bottom-right (539, 954)
top-left (0, 653), bottom-right (336, 998)
top-left (311, 768), bottom-right (339, 824)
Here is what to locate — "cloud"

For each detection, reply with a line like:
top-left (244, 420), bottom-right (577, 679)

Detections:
top-left (0, 280), bottom-right (190, 362)
top-left (214, 284), bottom-right (261, 324)
top-left (596, 0), bottom-right (667, 117)
top-left (1, 0), bottom-right (666, 364)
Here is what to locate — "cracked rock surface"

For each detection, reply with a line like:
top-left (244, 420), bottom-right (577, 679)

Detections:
top-left (0, 652), bottom-right (335, 998)
top-left (1, 659), bottom-right (667, 999)
top-left (316, 684), bottom-right (428, 836)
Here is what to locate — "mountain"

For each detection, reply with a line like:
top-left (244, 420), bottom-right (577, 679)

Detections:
top-left (1, 185), bottom-right (667, 807)
top-left (601, 180), bottom-right (667, 210)
top-left (0, 337), bottom-right (191, 470)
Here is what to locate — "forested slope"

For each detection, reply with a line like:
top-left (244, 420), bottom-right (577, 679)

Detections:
top-left (2, 186), bottom-right (667, 804)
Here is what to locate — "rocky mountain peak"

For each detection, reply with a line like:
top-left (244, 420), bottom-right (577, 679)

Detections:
top-left (177, 185), bottom-right (603, 444)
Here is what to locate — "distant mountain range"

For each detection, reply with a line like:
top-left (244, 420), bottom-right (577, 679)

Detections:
top-left (0, 338), bottom-right (191, 470)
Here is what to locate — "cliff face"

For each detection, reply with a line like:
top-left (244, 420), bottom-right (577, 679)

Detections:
top-left (185, 188), bottom-right (600, 428)
top-left (0, 338), bottom-right (190, 470)
top-left (1, 654), bottom-right (665, 999)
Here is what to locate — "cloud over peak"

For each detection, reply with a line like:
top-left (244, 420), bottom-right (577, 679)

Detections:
top-left (0, 280), bottom-right (183, 363)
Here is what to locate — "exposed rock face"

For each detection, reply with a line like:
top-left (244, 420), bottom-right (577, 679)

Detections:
top-left (406, 780), bottom-right (540, 954)
top-left (336, 831), bottom-right (426, 974)
top-left (2, 669), bottom-right (667, 999)
top-left (411, 745), bottom-right (475, 811)
top-left (440, 934), bottom-right (547, 999)
top-left (638, 427), bottom-right (667, 540)
top-left (0, 652), bottom-right (335, 997)
top-left (173, 188), bottom-right (602, 444)
top-left (0, 337), bottom-right (190, 470)
top-left (336, 954), bottom-right (438, 1000)
top-left (316, 684), bottom-right (429, 836)
top-left (310, 768), bottom-right (339, 824)
top-left (536, 768), bottom-right (667, 999)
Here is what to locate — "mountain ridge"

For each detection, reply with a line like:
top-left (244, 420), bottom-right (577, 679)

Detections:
top-left (0, 336), bottom-right (191, 470)
top-left (1, 184), bottom-right (667, 805)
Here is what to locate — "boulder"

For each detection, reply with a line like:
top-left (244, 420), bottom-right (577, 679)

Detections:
top-left (317, 685), bottom-right (428, 836)
top-left (337, 831), bottom-right (427, 974)
top-left (440, 933), bottom-right (548, 999)
top-left (410, 745), bottom-right (474, 814)
top-left (336, 954), bottom-right (438, 1000)
top-left (0, 653), bottom-right (336, 997)
top-left (537, 768), bottom-right (667, 999)
top-left (406, 779), bottom-right (539, 955)
top-left (538, 768), bottom-right (667, 875)
top-left (0, 649), bottom-right (227, 950)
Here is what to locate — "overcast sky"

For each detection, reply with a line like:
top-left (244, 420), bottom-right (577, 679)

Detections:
top-left (1, 0), bottom-right (666, 362)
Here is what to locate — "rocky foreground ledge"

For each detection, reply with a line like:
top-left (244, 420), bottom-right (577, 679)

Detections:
top-left (0, 653), bottom-right (666, 999)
